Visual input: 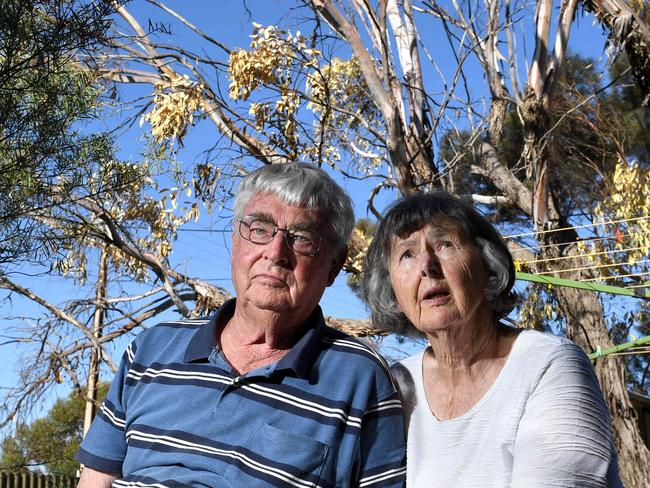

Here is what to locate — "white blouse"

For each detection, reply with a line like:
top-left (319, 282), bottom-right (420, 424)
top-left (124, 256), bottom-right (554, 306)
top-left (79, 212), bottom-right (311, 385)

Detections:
top-left (392, 329), bottom-right (622, 487)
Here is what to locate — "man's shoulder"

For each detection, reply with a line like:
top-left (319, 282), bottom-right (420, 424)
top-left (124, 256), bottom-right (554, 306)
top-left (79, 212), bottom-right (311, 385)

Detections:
top-left (319, 326), bottom-right (395, 379)
top-left (320, 325), bottom-right (380, 355)
top-left (131, 316), bottom-right (212, 352)
top-left (139, 316), bottom-right (211, 336)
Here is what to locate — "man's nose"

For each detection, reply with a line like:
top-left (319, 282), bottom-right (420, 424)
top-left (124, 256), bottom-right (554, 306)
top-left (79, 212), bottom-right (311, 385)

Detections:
top-left (263, 229), bottom-right (291, 262)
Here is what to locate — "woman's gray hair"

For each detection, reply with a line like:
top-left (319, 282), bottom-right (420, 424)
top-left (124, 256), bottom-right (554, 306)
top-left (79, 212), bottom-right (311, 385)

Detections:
top-left (361, 191), bottom-right (517, 336)
top-left (233, 163), bottom-right (355, 250)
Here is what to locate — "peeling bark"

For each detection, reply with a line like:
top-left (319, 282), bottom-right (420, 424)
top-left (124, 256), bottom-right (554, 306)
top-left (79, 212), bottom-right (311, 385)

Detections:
top-left (583, 0), bottom-right (650, 105)
top-left (547, 242), bottom-right (650, 487)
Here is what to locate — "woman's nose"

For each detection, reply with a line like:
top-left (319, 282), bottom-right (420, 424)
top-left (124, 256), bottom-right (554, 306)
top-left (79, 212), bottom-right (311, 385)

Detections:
top-left (419, 252), bottom-right (441, 277)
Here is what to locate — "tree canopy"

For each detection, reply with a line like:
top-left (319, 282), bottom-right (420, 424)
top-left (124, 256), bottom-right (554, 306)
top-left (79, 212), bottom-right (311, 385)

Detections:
top-left (0, 0), bottom-right (649, 484)
top-left (1, 383), bottom-right (108, 476)
top-left (0, 0), bottom-right (115, 266)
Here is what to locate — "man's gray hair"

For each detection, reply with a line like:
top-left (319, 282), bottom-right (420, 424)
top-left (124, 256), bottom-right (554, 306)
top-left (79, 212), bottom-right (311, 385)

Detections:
top-left (234, 163), bottom-right (355, 250)
top-left (360, 191), bottom-right (517, 336)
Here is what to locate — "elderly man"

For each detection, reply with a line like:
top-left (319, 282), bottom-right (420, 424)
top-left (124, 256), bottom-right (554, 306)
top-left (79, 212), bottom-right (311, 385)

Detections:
top-left (77, 163), bottom-right (406, 488)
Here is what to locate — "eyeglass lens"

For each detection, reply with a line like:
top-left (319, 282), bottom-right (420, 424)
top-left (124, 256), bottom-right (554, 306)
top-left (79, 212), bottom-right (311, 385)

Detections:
top-left (239, 218), bottom-right (321, 255)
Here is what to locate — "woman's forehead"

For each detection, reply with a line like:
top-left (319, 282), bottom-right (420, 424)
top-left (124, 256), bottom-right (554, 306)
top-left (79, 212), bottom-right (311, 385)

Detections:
top-left (391, 218), bottom-right (467, 241)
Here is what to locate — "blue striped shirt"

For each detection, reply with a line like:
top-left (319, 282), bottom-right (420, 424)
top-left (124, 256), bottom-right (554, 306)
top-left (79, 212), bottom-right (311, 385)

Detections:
top-left (77, 300), bottom-right (406, 487)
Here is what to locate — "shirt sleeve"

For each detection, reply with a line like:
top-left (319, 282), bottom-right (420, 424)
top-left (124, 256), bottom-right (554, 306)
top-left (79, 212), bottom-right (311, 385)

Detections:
top-left (510, 340), bottom-right (623, 487)
top-left (355, 388), bottom-right (407, 488)
top-left (76, 341), bottom-right (136, 475)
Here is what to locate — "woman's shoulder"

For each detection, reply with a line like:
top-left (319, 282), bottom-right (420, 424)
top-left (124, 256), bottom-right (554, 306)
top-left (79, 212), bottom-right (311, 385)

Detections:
top-left (513, 328), bottom-right (585, 357)
top-left (391, 350), bottom-right (426, 390)
top-left (510, 329), bottom-right (594, 382)
top-left (392, 349), bottom-right (426, 376)
top-left (396, 350), bottom-right (426, 367)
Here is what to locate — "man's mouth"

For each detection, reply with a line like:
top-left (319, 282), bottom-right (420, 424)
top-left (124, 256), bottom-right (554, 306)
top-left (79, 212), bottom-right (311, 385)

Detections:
top-left (255, 273), bottom-right (286, 285)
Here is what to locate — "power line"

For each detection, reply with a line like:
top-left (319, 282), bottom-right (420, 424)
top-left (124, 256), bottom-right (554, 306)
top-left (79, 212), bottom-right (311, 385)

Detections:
top-left (627, 282), bottom-right (650, 290)
top-left (509, 231), bottom-right (638, 254)
top-left (177, 228), bottom-right (230, 233)
top-left (534, 259), bottom-right (650, 276)
top-left (505, 215), bottom-right (650, 239)
top-left (516, 245), bottom-right (649, 267)
top-left (582, 271), bottom-right (650, 283)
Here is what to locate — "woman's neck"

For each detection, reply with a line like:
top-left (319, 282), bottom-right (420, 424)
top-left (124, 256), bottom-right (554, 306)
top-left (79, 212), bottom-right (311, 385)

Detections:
top-left (422, 317), bottom-right (519, 420)
top-left (426, 312), bottom-right (502, 373)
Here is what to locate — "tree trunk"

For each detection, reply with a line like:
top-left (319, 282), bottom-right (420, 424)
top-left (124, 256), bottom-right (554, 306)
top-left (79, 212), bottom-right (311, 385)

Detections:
top-left (583, 0), bottom-right (650, 105)
top-left (557, 283), bottom-right (650, 486)
top-left (83, 245), bottom-right (108, 436)
top-left (547, 243), bottom-right (650, 486)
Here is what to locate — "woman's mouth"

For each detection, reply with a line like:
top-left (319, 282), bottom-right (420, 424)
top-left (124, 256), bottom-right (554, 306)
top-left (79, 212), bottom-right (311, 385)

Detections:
top-left (422, 289), bottom-right (451, 305)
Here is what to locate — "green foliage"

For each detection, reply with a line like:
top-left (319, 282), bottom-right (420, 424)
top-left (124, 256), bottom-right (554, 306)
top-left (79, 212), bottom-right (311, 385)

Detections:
top-left (605, 54), bottom-right (650, 164)
top-left (440, 53), bottom-right (647, 223)
top-left (506, 54), bottom-right (619, 215)
top-left (345, 218), bottom-right (376, 295)
top-left (0, 1), bottom-right (208, 428)
top-left (0, 0), bottom-right (113, 266)
top-left (0, 383), bottom-right (108, 476)
top-left (614, 301), bottom-right (650, 393)
top-left (508, 54), bottom-right (650, 348)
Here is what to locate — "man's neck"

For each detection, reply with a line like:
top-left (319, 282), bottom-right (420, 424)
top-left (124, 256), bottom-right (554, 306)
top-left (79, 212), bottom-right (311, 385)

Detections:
top-left (217, 303), bottom-right (307, 375)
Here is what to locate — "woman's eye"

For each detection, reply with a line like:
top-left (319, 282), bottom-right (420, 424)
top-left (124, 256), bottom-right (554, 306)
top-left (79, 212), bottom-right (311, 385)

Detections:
top-left (400, 250), bottom-right (414, 260)
top-left (436, 240), bottom-right (458, 258)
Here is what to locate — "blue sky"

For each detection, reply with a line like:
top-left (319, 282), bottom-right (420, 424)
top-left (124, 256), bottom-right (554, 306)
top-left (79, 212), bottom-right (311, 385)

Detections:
top-left (0, 1), bottom-right (410, 424)
top-left (0, 0), bottom-right (617, 425)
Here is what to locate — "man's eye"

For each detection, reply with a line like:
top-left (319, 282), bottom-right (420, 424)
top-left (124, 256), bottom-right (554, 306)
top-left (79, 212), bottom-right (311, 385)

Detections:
top-left (250, 224), bottom-right (272, 236)
top-left (292, 233), bottom-right (312, 243)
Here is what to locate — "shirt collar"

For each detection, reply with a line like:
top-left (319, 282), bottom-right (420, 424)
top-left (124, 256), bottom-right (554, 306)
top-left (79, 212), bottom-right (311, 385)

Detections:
top-left (276, 305), bottom-right (326, 379)
top-left (184, 298), bottom-right (326, 379)
top-left (184, 299), bottom-right (236, 362)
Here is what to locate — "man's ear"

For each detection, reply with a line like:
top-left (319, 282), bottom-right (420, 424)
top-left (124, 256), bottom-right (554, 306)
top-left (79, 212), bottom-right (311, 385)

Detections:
top-left (327, 245), bottom-right (348, 286)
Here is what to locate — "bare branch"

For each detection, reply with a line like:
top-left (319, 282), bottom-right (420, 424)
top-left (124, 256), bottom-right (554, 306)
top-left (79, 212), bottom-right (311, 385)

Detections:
top-left (0, 275), bottom-right (103, 350)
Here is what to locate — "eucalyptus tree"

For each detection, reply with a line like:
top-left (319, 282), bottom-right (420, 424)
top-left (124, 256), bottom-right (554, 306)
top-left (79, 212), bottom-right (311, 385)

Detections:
top-left (0, 0), bottom-right (116, 266)
top-left (0, 0), bottom-right (231, 435)
top-left (9, 0), bottom-right (649, 482)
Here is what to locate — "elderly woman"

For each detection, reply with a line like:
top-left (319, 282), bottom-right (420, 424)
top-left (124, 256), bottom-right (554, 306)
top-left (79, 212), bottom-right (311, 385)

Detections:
top-left (361, 191), bottom-right (622, 487)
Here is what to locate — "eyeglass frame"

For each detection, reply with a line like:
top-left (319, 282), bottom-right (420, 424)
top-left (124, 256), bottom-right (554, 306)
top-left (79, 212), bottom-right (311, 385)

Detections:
top-left (236, 216), bottom-right (326, 256)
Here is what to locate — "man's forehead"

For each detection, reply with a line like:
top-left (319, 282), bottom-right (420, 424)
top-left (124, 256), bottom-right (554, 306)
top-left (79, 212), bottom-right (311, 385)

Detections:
top-left (246, 210), bottom-right (321, 228)
top-left (242, 193), bottom-right (324, 227)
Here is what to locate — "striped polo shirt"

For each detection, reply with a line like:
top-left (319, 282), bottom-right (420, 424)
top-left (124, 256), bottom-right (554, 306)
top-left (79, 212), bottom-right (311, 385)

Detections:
top-left (77, 299), bottom-right (406, 487)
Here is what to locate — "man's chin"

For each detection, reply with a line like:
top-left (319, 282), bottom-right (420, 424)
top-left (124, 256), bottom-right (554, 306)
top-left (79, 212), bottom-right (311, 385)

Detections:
top-left (247, 296), bottom-right (292, 314)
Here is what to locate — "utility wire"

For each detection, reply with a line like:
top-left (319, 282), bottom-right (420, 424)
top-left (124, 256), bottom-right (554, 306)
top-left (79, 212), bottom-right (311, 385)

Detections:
top-left (582, 271), bottom-right (650, 283)
top-left (505, 215), bottom-right (650, 239)
top-left (516, 245), bottom-right (649, 266)
top-left (534, 259), bottom-right (650, 276)
top-left (509, 231), bottom-right (638, 254)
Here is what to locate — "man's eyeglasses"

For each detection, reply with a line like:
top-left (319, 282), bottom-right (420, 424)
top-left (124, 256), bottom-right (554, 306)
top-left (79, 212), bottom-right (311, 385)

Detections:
top-left (237, 217), bottom-right (324, 256)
